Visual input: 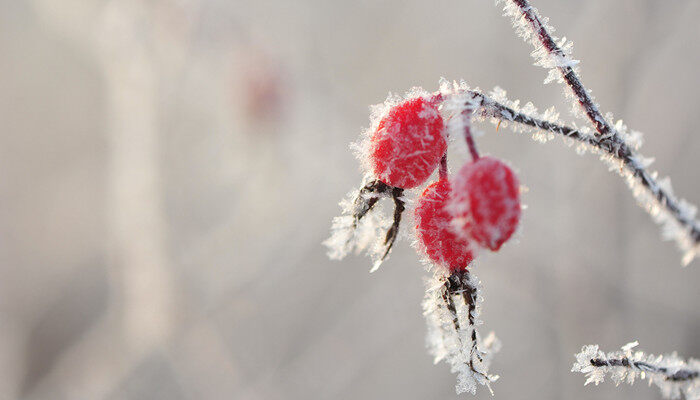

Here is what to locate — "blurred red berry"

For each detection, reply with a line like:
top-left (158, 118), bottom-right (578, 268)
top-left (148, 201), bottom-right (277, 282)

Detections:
top-left (452, 156), bottom-right (521, 251)
top-left (415, 179), bottom-right (475, 271)
top-left (370, 97), bottom-right (447, 189)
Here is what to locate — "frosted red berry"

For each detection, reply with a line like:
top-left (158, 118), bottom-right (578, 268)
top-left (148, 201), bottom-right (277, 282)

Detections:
top-left (369, 97), bottom-right (447, 189)
top-left (452, 156), bottom-right (521, 251)
top-left (415, 179), bottom-right (475, 271)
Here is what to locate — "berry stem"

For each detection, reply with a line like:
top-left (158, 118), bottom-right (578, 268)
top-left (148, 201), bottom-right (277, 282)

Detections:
top-left (463, 115), bottom-right (480, 161)
top-left (439, 154), bottom-right (448, 180)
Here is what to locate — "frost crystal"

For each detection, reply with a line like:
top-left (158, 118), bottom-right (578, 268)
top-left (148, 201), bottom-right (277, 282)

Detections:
top-left (423, 269), bottom-right (500, 395)
top-left (573, 342), bottom-right (700, 399)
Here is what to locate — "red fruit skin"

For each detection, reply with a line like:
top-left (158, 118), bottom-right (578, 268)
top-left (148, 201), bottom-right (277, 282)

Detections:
top-left (370, 97), bottom-right (447, 189)
top-left (452, 156), bottom-right (521, 251)
top-left (415, 179), bottom-right (475, 272)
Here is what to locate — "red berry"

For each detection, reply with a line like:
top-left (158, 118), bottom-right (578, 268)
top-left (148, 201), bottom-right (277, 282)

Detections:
top-left (370, 97), bottom-right (447, 189)
top-left (452, 156), bottom-right (521, 251)
top-left (415, 179), bottom-right (475, 271)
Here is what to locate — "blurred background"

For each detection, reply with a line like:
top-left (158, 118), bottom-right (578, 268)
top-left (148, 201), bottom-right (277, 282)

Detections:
top-left (0, 0), bottom-right (698, 399)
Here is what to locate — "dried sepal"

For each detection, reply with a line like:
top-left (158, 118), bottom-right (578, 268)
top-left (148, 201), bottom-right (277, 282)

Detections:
top-left (324, 178), bottom-right (407, 272)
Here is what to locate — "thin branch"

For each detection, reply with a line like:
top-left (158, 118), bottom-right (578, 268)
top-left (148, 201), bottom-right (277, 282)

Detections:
top-left (508, 0), bottom-right (616, 140)
top-left (590, 358), bottom-right (699, 382)
top-left (501, 0), bottom-right (700, 261)
top-left (450, 89), bottom-right (700, 263)
top-left (573, 342), bottom-right (700, 399)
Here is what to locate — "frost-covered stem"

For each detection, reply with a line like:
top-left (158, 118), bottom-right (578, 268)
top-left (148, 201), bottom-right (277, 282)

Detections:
top-left (447, 272), bottom-right (484, 371)
top-left (508, 0), bottom-right (615, 140)
top-left (573, 342), bottom-right (700, 399)
top-left (496, 0), bottom-right (699, 262)
top-left (424, 270), bottom-right (500, 394)
top-left (459, 90), bottom-right (700, 249)
top-left (589, 358), bottom-right (699, 382)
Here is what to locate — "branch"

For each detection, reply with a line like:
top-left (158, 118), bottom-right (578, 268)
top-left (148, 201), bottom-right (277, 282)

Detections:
top-left (589, 358), bottom-right (698, 382)
top-left (440, 86), bottom-right (700, 265)
top-left (504, 0), bottom-right (616, 139)
top-left (573, 342), bottom-right (700, 399)
top-left (496, 0), bottom-right (700, 264)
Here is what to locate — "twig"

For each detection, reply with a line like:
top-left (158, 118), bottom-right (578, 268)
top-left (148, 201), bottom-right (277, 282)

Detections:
top-left (446, 88), bottom-right (700, 264)
top-left (590, 358), bottom-right (699, 382)
top-left (507, 0), bottom-right (616, 140)
top-left (500, 0), bottom-right (700, 262)
top-left (573, 342), bottom-right (700, 399)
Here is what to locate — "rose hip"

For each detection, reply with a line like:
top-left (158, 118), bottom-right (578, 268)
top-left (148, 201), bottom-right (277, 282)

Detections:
top-left (415, 179), bottom-right (475, 271)
top-left (370, 97), bottom-right (447, 189)
top-left (452, 156), bottom-right (521, 251)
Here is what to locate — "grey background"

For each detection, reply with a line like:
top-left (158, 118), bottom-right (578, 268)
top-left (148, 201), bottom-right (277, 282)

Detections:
top-left (0, 0), bottom-right (698, 399)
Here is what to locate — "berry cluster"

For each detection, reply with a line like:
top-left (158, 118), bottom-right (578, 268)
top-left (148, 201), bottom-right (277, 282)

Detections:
top-left (361, 93), bottom-right (522, 273)
top-left (326, 88), bottom-right (524, 394)
top-left (414, 155), bottom-right (521, 271)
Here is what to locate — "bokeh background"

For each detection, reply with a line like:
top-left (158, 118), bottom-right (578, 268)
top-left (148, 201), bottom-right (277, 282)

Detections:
top-left (1, 0), bottom-right (699, 399)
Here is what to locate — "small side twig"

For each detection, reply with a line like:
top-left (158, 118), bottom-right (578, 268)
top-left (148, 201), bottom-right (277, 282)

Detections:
top-left (589, 358), bottom-right (699, 382)
top-left (573, 342), bottom-right (700, 399)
